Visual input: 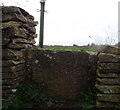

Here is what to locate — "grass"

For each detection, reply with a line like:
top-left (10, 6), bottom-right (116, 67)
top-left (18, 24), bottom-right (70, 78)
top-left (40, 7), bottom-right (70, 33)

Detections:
top-left (37, 46), bottom-right (98, 52)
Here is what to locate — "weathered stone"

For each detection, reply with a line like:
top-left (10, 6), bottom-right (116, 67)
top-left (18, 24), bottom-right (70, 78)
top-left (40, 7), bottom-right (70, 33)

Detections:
top-left (22, 24), bottom-right (36, 33)
top-left (2, 75), bottom-right (25, 85)
top-left (2, 59), bottom-right (25, 67)
top-left (2, 21), bottom-right (22, 30)
top-left (27, 19), bottom-right (38, 26)
top-left (2, 6), bottom-right (22, 14)
top-left (2, 13), bottom-right (27, 22)
top-left (96, 101), bottom-right (120, 108)
top-left (2, 27), bottom-right (29, 38)
top-left (96, 69), bottom-right (120, 78)
top-left (11, 38), bottom-right (35, 44)
top-left (95, 84), bottom-right (120, 94)
top-left (97, 94), bottom-right (120, 102)
top-left (2, 69), bottom-right (25, 79)
top-left (98, 53), bottom-right (120, 63)
top-left (2, 83), bottom-right (19, 90)
top-left (97, 78), bottom-right (120, 85)
top-left (29, 34), bottom-right (37, 38)
top-left (101, 45), bottom-right (120, 55)
top-left (8, 43), bottom-right (33, 49)
top-left (97, 62), bottom-right (120, 73)
top-left (19, 7), bottom-right (34, 20)
top-left (2, 49), bottom-right (24, 60)
top-left (2, 64), bottom-right (25, 73)
top-left (31, 50), bottom-right (90, 100)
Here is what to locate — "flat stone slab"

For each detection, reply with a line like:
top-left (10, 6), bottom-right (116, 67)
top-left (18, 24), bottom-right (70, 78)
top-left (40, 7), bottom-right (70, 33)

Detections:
top-left (97, 62), bottom-right (120, 73)
top-left (95, 84), bottom-right (120, 94)
top-left (2, 49), bottom-right (24, 60)
top-left (2, 27), bottom-right (29, 39)
top-left (97, 94), bottom-right (120, 102)
top-left (2, 75), bottom-right (25, 85)
top-left (96, 101), bottom-right (120, 108)
top-left (98, 53), bottom-right (120, 63)
top-left (2, 69), bottom-right (25, 79)
top-left (2, 21), bottom-right (21, 29)
top-left (2, 59), bottom-right (25, 67)
top-left (97, 78), bottom-right (120, 85)
top-left (101, 45), bottom-right (120, 55)
top-left (11, 38), bottom-right (35, 44)
top-left (2, 64), bottom-right (25, 73)
top-left (96, 69), bottom-right (120, 78)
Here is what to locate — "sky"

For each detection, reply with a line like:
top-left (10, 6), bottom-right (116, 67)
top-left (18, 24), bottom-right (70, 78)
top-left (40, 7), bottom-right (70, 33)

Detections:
top-left (0, 0), bottom-right (119, 46)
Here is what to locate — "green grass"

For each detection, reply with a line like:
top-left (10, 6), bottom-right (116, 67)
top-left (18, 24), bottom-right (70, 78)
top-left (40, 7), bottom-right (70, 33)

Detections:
top-left (37, 46), bottom-right (98, 52)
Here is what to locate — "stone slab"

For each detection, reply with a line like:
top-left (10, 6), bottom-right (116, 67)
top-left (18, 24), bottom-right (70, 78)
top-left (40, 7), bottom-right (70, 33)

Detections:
top-left (95, 84), bottom-right (120, 94)
top-left (96, 101), bottom-right (120, 108)
top-left (98, 53), bottom-right (120, 63)
top-left (2, 64), bottom-right (25, 73)
top-left (2, 69), bottom-right (25, 79)
top-left (97, 62), bottom-right (120, 73)
top-left (2, 59), bottom-right (25, 67)
top-left (97, 94), bottom-right (120, 102)
top-left (2, 49), bottom-right (24, 60)
top-left (2, 27), bottom-right (29, 39)
top-left (97, 78), bottom-right (120, 85)
top-left (101, 45), bottom-right (120, 55)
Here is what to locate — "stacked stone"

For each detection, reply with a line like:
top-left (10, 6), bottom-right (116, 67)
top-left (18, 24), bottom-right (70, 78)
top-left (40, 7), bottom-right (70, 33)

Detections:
top-left (2, 6), bottom-right (38, 100)
top-left (96, 46), bottom-right (120, 109)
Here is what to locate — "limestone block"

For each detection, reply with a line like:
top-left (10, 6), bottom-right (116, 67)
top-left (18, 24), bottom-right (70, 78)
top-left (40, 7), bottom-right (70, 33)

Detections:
top-left (2, 13), bottom-right (27, 23)
top-left (2, 49), bottom-right (24, 60)
top-left (2, 69), bottom-right (25, 79)
top-left (96, 69), bottom-right (120, 78)
top-left (95, 84), bottom-right (120, 94)
top-left (2, 27), bottom-right (29, 39)
top-left (2, 21), bottom-right (21, 29)
top-left (8, 43), bottom-right (33, 49)
top-left (2, 59), bottom-right (25, 67)
top-left (11, 38), bottom-right (36, 44)
top-left (97, 78), bottom-right (120, 85)
top-left (97, 94), bottom-right (120, 102)
top-left (98, 53), bottom-right (120, 63)
top-left (2, 6), bottom-right (22, 14)
top-left (2, 75), bottom-right (25, 85)
top-left (97, 62), bottom-right (120, 73)
top-left (101, 45), bottom-right (120, 55)
top-left (2, 64), bottom-right (25, 73)
top-left (96, 101), bottom-right (120, 108)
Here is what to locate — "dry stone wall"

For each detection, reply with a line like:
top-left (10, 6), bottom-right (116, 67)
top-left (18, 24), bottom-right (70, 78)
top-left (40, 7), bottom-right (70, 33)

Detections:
top-left (96, 46), bottom-right (120, 109)
top-left (2, 6), bottom-right (37, 100)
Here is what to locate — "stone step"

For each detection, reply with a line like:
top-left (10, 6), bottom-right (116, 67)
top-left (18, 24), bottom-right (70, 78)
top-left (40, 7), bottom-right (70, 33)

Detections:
top-left (2, 75), bottom-right (25, 85)
top-left (2, 64), bottom-right (25, 73)
top-left (2, 59), bottom-right (25, 67)
top-left (2, 49), bottom-right (25, 60)
top-left (96, 69), bottom-right (120, 78)
top-left (97, 62), bottom-right (120, 73)
top-left (98, 52), bottom-right (120, 63)
top-left (101, 45), bottom-right (120, 55)
top-left (96, 101), bottom-right (120, 108)
top-left (95, 84), bottom-right (120, 94)
top-left (2, 69), bottom-right (25, 79)
top-left (97, 94), bottom-right (120, 102)
top-left (96, 78), bottom-right (120, 85)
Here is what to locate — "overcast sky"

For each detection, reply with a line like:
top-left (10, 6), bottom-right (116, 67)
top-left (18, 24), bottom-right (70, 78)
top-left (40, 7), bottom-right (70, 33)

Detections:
top-left (0, 0), bottom-right (119, 46)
